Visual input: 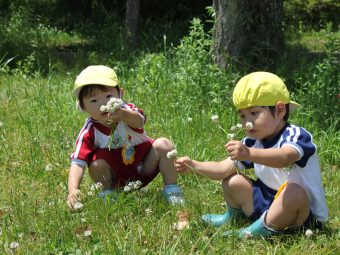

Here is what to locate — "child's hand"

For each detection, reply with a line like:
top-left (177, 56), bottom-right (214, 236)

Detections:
top-left (67, 189), bottom-right (81, 210)
top-left (107, 108), bottom-right (124, 122)
top-left (175, 156), bottom-right (194, 173)
top-left (225, 140), bottom-right (250, 161)
top-left (107, 108), bottom-right (144, 129)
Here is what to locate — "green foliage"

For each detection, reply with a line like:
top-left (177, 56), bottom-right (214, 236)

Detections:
top-left (284, 0), bottom-right (340, 30)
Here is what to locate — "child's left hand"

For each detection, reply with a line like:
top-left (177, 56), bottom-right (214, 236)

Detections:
top-left (225, 140), bottom-right (250, 161)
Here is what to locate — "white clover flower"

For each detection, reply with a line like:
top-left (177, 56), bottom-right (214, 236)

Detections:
top-left (211, 115), bottom-right (219, 122)
top-left (87, 191), bottom-right (94, 196)
top-left (124, 180), bottom-right (142, 191)
top-left (100, 105), bottom-right (108, 112)
top-left (167, 149), bottom-right (178, 159)
top-left (48, 201), bottom-right (55, 206)
top-left (227, 133), bottom-right (235, 139)
top-left (74, 202), bottom-right (83, 210)
top-left (45, 163), bottom-right (53, 171)
top-left (236, 123), bottom-right (243, 129)
top-left (245, 122), bottom-right (253, 129)
top-left (135, 180), bottom-right (142, 188)
top-left (187, 117), bottom-right (193, 122)
top-left (230, 126), bottom-right (238, 132)
top-left (305, 229), bottom-right (313, 237)
top-left (145, 208), bottom-right (152, 215)
top-left (10, 241), bottom-right (19, 249)
top-left (124, 186), bottom-right (131, 192)
top-left (84, 230), bottom-right (92, 237)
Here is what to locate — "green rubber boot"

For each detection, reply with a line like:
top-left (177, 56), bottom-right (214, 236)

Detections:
top-left (223, 211), bottom-right (276, 238)
top-left (201, 205), bottom-right (243, 228)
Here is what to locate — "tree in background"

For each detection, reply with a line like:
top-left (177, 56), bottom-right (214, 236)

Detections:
top-left (125, 0), bottom-right (140, 49)
top-left (213, 0), bottom-right (284, 70)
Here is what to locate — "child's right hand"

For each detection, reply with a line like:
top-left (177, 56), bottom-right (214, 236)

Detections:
top-left (67, 189), bottom-right (81, 210)
top-left (175, 156), bottom-right (193, 174)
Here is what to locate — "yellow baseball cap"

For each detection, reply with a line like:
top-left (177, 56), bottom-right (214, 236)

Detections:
top-left (233, 72), bottom-right (300, 112)
top-left (73, 65), bottom-right (119, 98)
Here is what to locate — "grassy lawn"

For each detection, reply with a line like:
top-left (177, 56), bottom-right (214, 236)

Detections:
top-left (0, 14), bottom-right (339, 255)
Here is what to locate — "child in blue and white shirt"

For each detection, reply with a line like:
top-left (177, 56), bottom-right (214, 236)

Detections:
top-left (175, 72), bottom-right (328, 238)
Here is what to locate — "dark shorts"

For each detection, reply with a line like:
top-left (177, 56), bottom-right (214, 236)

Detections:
top-left (250, 178), bottom-right (322, 229)
top-left (91, 141), bottom-right (160, 188)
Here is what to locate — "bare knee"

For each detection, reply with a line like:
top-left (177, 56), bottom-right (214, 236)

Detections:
top-left (89, 159), bottom-right (109, 173)
top-left (152, 138), bottom-right (174, 154)
top-left (222, 173), bottom-right (252, 193)
top-left (88, 159), bottom-right (113, 188)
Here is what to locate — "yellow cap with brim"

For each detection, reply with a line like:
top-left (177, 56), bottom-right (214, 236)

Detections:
top-left (73, 65), bottom-right (119, 98)
top-left (233, 72), bottom-right (300, 112)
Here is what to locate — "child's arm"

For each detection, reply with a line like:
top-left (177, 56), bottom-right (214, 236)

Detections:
top-left (175, 156), bottom-right (236, 180)
top-left (67, 164), bottom-right (85, 209)
top-left (226, 140), bottom-right (300, 169)
top-left (108, 108), bottom-right (144, 129)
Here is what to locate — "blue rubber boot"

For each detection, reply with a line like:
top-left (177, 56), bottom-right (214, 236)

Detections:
top-left (223, 211), bottom-right (275, 238)
top-left (98, 189), bottom-right (115, 204)
top-left (163, 184), bottom-right (185, 206)
top-left (201, 205), bottom-right (243, 228)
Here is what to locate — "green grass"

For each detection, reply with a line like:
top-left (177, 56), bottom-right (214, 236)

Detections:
top-left (0, 18), bottom-right (339, 255)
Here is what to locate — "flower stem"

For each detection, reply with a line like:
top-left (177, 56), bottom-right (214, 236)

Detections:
top-left (216, 123), bottom-right (229, 136)
top-left (183, 162), bottom-right (210, 198)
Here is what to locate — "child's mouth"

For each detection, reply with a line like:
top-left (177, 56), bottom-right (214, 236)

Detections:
top-left (248, 129), bottom-right (256, 134)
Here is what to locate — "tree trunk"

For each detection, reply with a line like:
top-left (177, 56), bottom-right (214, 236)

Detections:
top-left (213, 0), bottom-right (283, 70)
top-left (125, 0), bottom-right (140, 49)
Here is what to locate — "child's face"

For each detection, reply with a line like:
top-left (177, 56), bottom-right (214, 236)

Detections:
top-left (82, 86), bottom-right (120, 124)
top-left (238, 105), bottom-right (285, 140)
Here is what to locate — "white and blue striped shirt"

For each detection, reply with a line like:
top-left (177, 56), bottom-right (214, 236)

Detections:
top-left (237, 124), bottom-right (328, 222)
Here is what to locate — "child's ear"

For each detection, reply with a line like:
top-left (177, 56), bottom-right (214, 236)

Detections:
top-left (76, 101), bottom-right (85, 113)
top-left (275, 101), bottom-right (286, 118)
top-left (119, 88), bottom-right (124, 98)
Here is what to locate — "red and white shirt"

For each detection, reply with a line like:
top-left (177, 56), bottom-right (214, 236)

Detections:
top-left (70, 103), bottom-right (152, 167)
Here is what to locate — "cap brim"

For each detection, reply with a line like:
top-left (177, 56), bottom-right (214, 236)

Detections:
top-left (289, 101), bottom-right (300, 112)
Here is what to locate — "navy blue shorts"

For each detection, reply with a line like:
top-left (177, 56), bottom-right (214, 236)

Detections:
top-left (249, 178), bottom-right (322, 229)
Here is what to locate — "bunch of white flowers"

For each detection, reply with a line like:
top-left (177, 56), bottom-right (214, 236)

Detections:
top-left (100, 98), bottom-right (124, 113)
top-left (123, 180), bottom-right (143, 192)
top-left (227, 122), bottom-right (253, 139)
top-left (210, 114), bottom-right (253, 139)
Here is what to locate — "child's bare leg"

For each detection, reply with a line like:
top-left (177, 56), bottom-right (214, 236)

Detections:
top-left (222, 173), bottom-right (254, 216)
top-left (202, 173), bottom-right (252, 227)
top-left (142, 138), bottom-right (177, 185)
top-left (266, 183), bottom-right (310, 230)
top-left (88, 159), bottom-right (114, 189)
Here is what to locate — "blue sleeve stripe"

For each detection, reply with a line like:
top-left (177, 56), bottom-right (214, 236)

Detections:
top-left (284, 125), bottom-right (316, 167)
top-left (241, 137), bottom-right (255, 168)
top-left (244, 137), bottom-right (256, 147)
